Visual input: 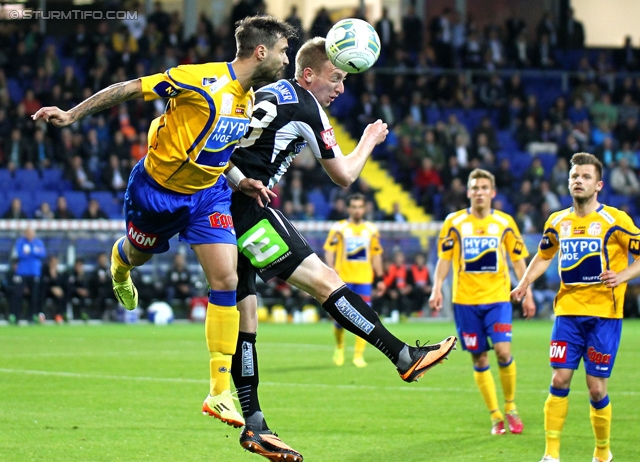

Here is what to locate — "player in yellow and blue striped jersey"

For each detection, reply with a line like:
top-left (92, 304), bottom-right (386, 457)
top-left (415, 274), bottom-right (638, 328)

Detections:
top-left (324, 193), bottom-right (385, 368)
top-left (512, 152), bottom-right (640, 462)
top-left (33, 15), bottom-right (296, 431)
top-left (430, 168), bottom-right (535, 436)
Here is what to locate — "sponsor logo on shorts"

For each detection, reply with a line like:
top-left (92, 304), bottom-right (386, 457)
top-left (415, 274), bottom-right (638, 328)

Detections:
top-left (493, 322), bottom-right (512, 333)
top-left (127, 223), bottom-right (159, 249)
top-left (209, 212), bottom-right (234, 229)
top-left (587, 346), bottom-right (611, 365)
top-left (320, 127), bottom-right (337, 149)
top-left (462, 332), bottom-right (478, 350)
top-left (550, 341), bottom-right (567, 363)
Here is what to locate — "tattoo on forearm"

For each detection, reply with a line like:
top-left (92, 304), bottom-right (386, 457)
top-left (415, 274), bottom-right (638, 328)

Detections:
top-left (69, 80), bottom-right (141, 122)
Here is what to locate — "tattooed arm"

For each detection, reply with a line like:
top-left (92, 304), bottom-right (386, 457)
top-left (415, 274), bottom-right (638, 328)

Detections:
top-left (32, 79), bottom-right (143, 127)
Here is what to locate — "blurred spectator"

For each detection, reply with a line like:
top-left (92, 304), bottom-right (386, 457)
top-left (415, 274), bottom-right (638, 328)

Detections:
top-left (506, 73), bottom-right (527, 102)
top-left (407, 252), bottom-right (432, 314)
top-left (417, 130), bottom-right (445, 167)
top-left (610, 158), bottom-right (640, 199)
top-left (439, 177), bottom-right (468, 219)
top-left (54, 196), bottom-right (77, 219)
top-left (165, 253), bottom-right (193, 314)
top-left (41, 255), bottom-right (67, 323)
top-left (282, 176), bottom-right (308, 217)
top-left (326, 197), bottom-right (348, 221)
top-left (413, 157), bottom-right (443, 213)
top-left (536, 11), bottom-right (558, 47)
top-left (309, 7), bottom-right (332, 38)
top-left (32, 128), bottom-right (55, 169)
top-left (559, 7), bottom-right (585, 49)
top-left (375, 7), bottom-right (397, 60)
top-left (81, 198), bottom-right (109, 219)
top-left (66, 155), bottom-right (96, 191)
top-left (90, 252), bottom-right (115, 321)
top-left (382, 202), bottom-right (407, 222)
top-left (9, 227), bottom-right (46, 323)
top-left (540, 180), bottom-right (562, 211)
top-left (615, 116), bottom-right (640, 150)
top-left (495, 158), bottom-right (517, 196)
top-left (567, 96), bottom-right (589, 124)
top-left (402, 4), bottom-right (424, 57)
top-left (590, 93), bottom-right (618, 128)
top-left (130, 131), bottom-right (147, 163)
top-left (532, 32), bottom-right (556, 68)
top-left (550, 157), bottom-right (570, 196)
top-left (615, 141), bottom-right (639, 168)
top-left (516, 115), bottom-right (541, 150)
top-left (525, 156), bottom-right (546, 190)
top-left (3, 198), bottom-right (29, 219)
top-left (614, 36), bottom-right (638, 72)
top-left (4, 128), bottom-right (35, 170)
top-left (65, 258), bottom-right (92, 320)
top-left (102, 154), bottom-right (129, 193)
top-left (34, 202), bottom-right (55, 220)
top-left (381, 250), bottom-right (413, 316)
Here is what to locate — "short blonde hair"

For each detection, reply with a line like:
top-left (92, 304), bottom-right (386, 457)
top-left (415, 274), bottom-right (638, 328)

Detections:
top-left (295, 37), bottom-right (329, 79)
top-left (467, 168), bottom-right (496, 189)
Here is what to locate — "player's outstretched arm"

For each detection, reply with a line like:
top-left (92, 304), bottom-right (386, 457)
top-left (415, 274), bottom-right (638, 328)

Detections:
top-left (32, 79), bottom-right (143, 127)
top-left (318, 119), bottom-right (388, 187)
top-left (428, 258), bottom-right (452, 312)
top-left (510, 253), bottom-right (552, 303)
top-left (600, 257), bottom-right (640, 288)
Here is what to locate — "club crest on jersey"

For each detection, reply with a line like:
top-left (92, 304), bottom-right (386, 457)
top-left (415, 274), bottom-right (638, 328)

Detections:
top-left (560, 220), bottom-right (572, 237)
top-left (259, 79), bottom-right (299, 105)
top-left (560, 238), bottom-right (602, 285)
top-left (220, 94), bottom-right (234, 115)
top-left (321, 127), bottom-right (337, 149)
top-left (488, 223), bottom-right (499, 235)
top-left (588, 222), bottom-right (602, 236)
top-left (461, 222), bottom-right (473, 235)
top-left (462, 236), bottom-right (498, 272)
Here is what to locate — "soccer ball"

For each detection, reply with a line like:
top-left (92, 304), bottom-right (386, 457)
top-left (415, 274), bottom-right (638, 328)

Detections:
top-left (325, 18), bottom-right (381, 74)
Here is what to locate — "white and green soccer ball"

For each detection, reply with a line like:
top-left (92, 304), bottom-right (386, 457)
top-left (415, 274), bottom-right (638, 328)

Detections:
top-left (325, 18), bottom-right (381, 74)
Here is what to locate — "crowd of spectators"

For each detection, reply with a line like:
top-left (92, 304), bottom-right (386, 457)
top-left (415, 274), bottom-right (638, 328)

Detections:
top-left (2, 3), bottom-right (640, 298)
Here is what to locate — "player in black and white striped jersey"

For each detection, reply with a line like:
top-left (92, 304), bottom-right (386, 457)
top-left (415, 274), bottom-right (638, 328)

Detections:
top-left (227, 37), bottom-right (457, 462)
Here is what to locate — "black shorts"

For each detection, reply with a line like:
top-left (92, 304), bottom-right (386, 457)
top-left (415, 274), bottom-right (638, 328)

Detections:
top-left (231, 192), bottom-right (314, 301)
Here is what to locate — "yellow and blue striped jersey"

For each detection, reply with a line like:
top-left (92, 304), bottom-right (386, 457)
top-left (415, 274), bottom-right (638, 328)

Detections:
top-left (538, 205), bottom-right (640, 318)
top-left (323, 221), bottom-right (383, 284)
top-left (437, 208), bottom-right (528, 304)
top-left (140, 63), bottom-right (254, 194)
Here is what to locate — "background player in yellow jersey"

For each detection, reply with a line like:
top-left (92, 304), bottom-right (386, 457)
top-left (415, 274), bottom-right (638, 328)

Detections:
top-left (511, 153), bottom-right (640, 462)
top-left (324, 193), bottom-right (385, 368)
top-left (33, 16), bottom-right (296, 429)
top-left (429, 168), bottom-right (536, 435)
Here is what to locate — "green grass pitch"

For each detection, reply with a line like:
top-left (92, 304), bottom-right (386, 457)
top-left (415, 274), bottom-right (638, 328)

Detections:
top-left (1, 320), bottom-right (639, 461)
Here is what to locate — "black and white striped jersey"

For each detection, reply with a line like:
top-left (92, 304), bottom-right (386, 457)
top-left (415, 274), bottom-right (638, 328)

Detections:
top-left (231, 78), bottom-right (342, 189)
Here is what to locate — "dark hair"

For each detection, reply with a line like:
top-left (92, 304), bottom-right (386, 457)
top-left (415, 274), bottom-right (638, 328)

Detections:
top-left (570, 152), bottom-right (603, 180)
top-left (295, 37), bottom-right (329, 79)
top-left (235, 15), bottom-right (296, 59)
top-left (346, 193), bottom-right (366, 207)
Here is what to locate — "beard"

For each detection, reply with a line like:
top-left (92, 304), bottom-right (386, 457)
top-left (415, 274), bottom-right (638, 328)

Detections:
top-left (251, 60), bottom-right (283, 87)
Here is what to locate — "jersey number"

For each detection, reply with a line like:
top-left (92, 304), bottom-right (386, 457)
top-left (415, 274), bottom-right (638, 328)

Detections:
top-left (239, 100), bottom-right (278, 161)
top-left (237, 219), bottom-right (290, 268)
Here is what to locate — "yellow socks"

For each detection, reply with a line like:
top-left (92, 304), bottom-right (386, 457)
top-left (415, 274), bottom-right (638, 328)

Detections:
top-left (111, 237), bottom-right (134, 282)
top-left (354, 335), bottom-right (366, 359)
top-left (474, 366), bottom-right (503, 421)
top-left (590, 396), bottom-right (611, 460)
top-left (499, 357), bottom-right (517, 413)
top-left (544, 387), bottom-right (570, 459)
top-left (333, 324), bottom-right (344, 350)
top-left (205, 290), bottom-right (239, 396)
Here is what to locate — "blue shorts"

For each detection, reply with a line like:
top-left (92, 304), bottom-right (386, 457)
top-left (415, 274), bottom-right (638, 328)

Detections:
top-left (123, 160), bottom-right (236, 254)
top-left (453, 302), bottom-right (513, 353)
top-left (346, 283), bottom-right (372, 305)
top-left (549, 315), bottom-right (622, 378)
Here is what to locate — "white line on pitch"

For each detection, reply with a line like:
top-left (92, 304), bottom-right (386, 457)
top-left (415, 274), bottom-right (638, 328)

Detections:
top-left (1, 368), bottom-right (639, 396)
